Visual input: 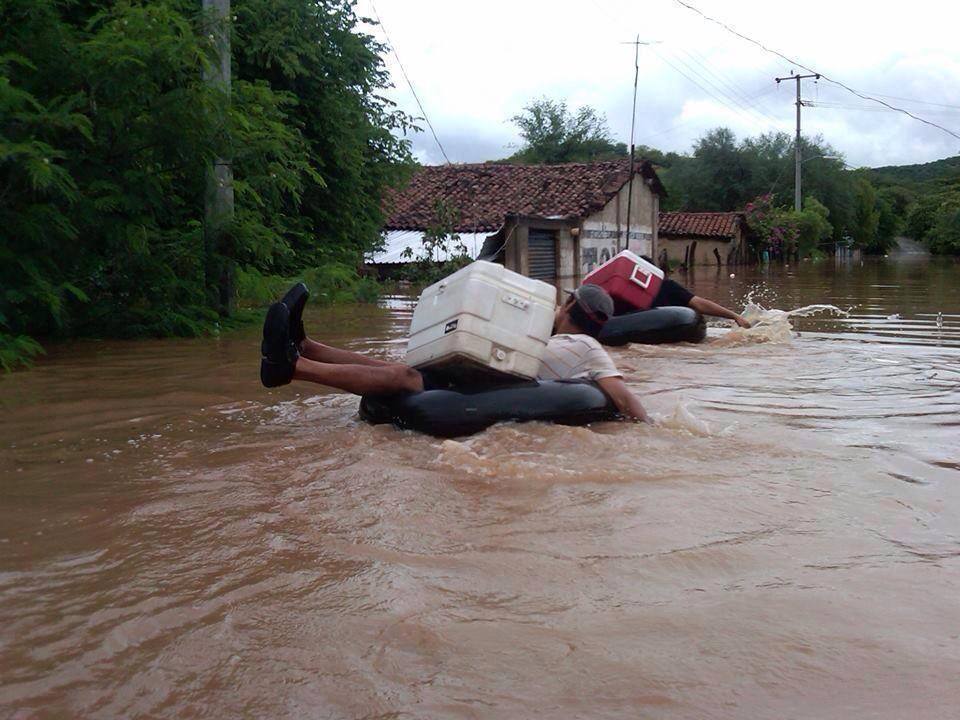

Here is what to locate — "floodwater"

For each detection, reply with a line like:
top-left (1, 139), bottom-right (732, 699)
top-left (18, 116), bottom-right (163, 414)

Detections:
top-left (2, 251), bottom-right (959, 719)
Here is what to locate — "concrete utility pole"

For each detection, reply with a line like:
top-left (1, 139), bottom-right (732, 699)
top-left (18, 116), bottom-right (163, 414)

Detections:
top-left (203, 0), bottom-right (234, 315)
top-left (775, 72), bottom-right (819, 212)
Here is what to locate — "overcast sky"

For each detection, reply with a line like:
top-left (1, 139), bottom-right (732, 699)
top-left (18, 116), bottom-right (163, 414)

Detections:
top-left (360, 0), bottom-right (960, 168)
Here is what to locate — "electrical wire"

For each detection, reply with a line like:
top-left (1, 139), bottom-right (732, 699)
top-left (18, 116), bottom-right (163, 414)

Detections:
top-left (853, 91), bottom-right (960, 111)
top-left (367, 0), bottom-right (452, 164)
top-left (675, 46), bottom-right (784, 126)
top-left (643, 86), bottom-right (781, 142)
top-left (806, 101), bottom-right (959, 116)
top-left (651, 46), bottom-right (784, 135)
top-left (661, 46), bottom-right (775, 127)
top-left (669, 0), bottom-right (960, 141)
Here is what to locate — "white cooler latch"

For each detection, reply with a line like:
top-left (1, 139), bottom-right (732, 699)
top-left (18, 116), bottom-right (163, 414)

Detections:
top-left (502, 294), bottom-right (530, 311)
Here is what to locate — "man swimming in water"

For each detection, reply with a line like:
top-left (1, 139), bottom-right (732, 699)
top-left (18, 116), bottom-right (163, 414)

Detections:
top-left (260, 283), bottom-right (648, 421)
top-left (640, 256), bottom-right (752, 328)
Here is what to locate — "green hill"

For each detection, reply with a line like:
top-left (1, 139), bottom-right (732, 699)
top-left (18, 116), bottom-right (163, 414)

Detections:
top-left (869, 155), bottom-right (960, 190)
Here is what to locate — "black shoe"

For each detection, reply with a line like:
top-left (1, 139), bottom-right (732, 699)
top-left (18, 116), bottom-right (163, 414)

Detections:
top-left (260, 302), bottom-right (298, 388)
top-left (281, 282), bottom-right (309, 348)
top-left (260, 357), bottom-right (296, 388)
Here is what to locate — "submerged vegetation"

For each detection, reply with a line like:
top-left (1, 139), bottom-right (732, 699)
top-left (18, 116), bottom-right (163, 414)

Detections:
top-left (1, 0), bottom-right (414, 368)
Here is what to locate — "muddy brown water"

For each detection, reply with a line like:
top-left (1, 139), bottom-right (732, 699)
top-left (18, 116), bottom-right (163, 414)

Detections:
top-left (2, 254), bottom-right (959, 719)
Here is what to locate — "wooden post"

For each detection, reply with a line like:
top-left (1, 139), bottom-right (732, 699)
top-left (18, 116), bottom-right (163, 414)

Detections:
top-left (203, 0), bottom-right (235, 316)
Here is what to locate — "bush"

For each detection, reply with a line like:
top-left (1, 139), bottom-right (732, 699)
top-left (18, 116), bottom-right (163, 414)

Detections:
top-left (0, 0), bottom-right (413, 370)
top-left (236, 262), bottom-right (383, 308)
top-left (927, 199), bottom-right (960, 254)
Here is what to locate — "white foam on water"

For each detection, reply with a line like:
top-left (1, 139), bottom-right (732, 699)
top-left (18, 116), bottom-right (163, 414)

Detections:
top-left (713, 298), bottom-right (849, 347)
top-left (653, 402), bottom-right (714, 437)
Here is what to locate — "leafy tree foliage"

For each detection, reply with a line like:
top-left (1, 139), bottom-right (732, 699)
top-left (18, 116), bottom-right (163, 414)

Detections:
top-left (795, 197), bottom-right (833, 257)
top-left (508, 98), bottom-right (627, 164)
top-left (907, 184), bottom-right (960, 254)
top-left (651, 126), bottom-right (900, 254)
top-left (851, 175), bottom-right (882, 252)
top-left (399, 198), bottom-right (471, 284)
top-left (0, 0), bottom-right (413, 368)
top-left (927, 197), bottom-right (960, 254)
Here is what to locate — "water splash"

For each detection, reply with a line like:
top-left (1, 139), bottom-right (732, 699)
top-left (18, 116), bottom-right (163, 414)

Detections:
top-left (713, 301), bottom-right (849, 347)
top-left (654, 402), bottom-right (713, 437)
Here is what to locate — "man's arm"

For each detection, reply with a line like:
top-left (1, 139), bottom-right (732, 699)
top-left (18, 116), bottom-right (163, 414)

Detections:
top-left (689, 295), bottom-right (752, 328)
top-left (597, 376), bottom-right (649, 423)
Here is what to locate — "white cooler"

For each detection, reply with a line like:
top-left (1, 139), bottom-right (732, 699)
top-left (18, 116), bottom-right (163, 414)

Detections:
top-left (406, 261), bottom-right (556, 383)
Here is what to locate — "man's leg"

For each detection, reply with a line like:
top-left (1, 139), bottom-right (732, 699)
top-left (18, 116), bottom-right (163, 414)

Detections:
top-left (299, 338), bottom-right (394, 368)
top-left (263, 282), bottom-right (419, 393)
top-left (293, 356), bottom-right (424, 396)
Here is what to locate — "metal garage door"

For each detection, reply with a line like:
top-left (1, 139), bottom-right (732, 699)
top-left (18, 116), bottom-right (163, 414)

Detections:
top-left (527, 229), bottom-right (557, 284)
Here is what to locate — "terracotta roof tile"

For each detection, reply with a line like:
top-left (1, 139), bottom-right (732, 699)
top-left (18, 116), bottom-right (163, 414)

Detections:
top-left (384, 160), bottom-right (665, 232)
top-left (659, 211), bottom-right (744, 239)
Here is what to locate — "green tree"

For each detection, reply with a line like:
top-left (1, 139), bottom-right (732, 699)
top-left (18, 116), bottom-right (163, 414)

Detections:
top-left (670, 127), bottom-right (751, 211)
top-left (508, 98), bottom-right (627, 164)
top-left (906, 194), bottom-right (940, 242)
top-left (0, 0), bottom-right (413, 369)
top-left (851, 175), bottom-right (882, 252)
top-left (926, 194), bottom-right (960, 254)
top-left (234, 0), bottom-right (416, 268)
top-left (794, 197), bottom-right (833, 257)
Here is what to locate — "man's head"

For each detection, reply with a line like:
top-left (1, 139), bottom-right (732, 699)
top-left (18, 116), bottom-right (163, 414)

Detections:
top-left (554, 284), bottom-right (614, 337)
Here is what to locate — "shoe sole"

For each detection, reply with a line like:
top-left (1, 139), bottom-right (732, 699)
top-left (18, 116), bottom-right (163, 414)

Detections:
top-left (282, 282), bottom-right (309, 346)
top-left (261, 302), bottom-right (290, 362)
top-left (260, 357), bottom-right (294, 388)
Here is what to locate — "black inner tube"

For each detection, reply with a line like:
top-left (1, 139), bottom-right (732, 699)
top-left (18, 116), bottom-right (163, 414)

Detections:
top-left (598, 306), bottom-right (706, 346)
top-left (359, 379), bottom-right (619, 438)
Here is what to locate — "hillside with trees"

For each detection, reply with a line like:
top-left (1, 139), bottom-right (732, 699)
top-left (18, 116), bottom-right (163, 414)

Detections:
top-left (867, 156), bottom-right (960, 255)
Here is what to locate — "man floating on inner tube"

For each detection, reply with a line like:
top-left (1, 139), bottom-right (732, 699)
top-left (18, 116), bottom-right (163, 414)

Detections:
top-left (260, 283), bottom-right (649, 422)
top-left (640, 255), bottom-right (752, 328)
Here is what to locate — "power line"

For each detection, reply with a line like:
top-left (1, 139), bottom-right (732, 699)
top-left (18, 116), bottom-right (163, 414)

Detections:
top-left (651, 46), bottom-right (783, 135)
top-left (367, 0), bottom-right (451, 164)
top-left (669, 0), bottom-right (960, 141)
top-left (665, 45), bottom-right (784, 128)
top-left (855, 91), bottom-right (960, 111)
top-left (807, 101), bottom-right (960, 116)
top-left (676, 45), bottom-right (784, 126)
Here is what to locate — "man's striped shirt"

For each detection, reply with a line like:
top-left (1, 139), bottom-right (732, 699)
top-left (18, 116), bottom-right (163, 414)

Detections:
top-left (538, 334), bottom-right (622, 382)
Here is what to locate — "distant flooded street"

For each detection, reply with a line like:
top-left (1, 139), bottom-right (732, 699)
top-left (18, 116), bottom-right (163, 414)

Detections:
top-left (2, 254), bottom-right (959, 719)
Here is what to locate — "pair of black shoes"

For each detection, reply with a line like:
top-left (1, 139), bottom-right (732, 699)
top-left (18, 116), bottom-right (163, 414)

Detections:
top-left (260, 283), bottom-right (309, 388)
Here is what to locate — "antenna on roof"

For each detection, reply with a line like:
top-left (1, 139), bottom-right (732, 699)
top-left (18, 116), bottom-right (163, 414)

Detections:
top-left (621, 37), bottom-right (660, 250)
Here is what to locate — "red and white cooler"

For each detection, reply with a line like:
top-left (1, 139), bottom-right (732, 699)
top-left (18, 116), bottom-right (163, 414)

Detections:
top-left (583, 249), bottom-right (664, 313)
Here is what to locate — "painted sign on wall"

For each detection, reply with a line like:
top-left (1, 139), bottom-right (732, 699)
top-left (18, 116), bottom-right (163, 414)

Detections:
top-left (579, 222), bottom-right (653, 275)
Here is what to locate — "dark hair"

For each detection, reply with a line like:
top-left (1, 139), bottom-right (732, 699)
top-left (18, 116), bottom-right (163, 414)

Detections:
top-left (568, 299), bottom-right (604, 337)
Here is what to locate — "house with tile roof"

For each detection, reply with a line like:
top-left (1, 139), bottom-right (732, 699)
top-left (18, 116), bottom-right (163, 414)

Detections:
top-left (658, 211), bottom-right (749, 268)
top-left (370, 159), bottom-right (666, 293)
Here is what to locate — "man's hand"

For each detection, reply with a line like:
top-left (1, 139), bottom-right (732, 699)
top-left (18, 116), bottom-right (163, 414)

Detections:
top-left (597, 376), bottom-right (650, 423)
top-left (734, 315), bottom-right (752, 329)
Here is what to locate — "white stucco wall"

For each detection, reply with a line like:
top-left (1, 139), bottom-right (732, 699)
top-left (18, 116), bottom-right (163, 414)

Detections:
top-left (578, 177), bottom-right (658, 278)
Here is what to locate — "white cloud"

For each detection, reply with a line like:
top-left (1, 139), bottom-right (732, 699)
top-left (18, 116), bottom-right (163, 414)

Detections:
top-left (365, 0), bottom-right (960, 167)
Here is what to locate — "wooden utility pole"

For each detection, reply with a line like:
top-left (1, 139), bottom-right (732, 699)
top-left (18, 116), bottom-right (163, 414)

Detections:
top-left (622, 38), bottom-right (659, 253)
top-left (775, 72), bottom-right (819, 212)
top-left (203, 0), bottom-right (234, 315)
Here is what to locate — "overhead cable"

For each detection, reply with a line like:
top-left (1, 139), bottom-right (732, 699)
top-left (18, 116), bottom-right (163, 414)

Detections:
top-left (664, 46), bottom-right (784, 128)
top-left (669, 0), bottom-right (960, 141)
top-left (368, 0), bottom-right (452, 164)
top-left (651, 46), bottom-right (783, 135)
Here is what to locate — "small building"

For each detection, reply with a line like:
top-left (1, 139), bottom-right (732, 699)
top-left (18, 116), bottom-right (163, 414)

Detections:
top-left (658, 211), bottom-right (748, 267)
top-left (371, 160), bottom-right (666, 294)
